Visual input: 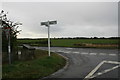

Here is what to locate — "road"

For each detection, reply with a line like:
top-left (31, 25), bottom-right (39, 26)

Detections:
top-left (34, 47), bottom-right (120, 79)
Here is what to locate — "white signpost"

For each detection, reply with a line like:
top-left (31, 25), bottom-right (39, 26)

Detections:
top-left (41, 20), bottom-right (57, 56)
top-left (4, 27), bottom-right (11, 64)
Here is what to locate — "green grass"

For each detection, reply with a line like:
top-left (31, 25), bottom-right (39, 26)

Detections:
top-left (17, 39), bottom-right (48, 44)
top-left (17, 38), bottom-right (119, 48)
top-left (2, 50), bottom-right (66, 79)
top-left (18, 40), bottom-right (39, 44)
top-left (51, 39), bottom-right (119, 47)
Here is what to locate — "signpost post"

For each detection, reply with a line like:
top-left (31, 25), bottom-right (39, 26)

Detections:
top-left (4, 27), bottom-right (11, 64)
top-left (41, 20), bottom-right (57, 56)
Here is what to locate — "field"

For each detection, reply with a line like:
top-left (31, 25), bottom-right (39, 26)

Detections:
top-left (51, 39), bottom-right (119, 47)
top-left (17, 38), bottom-right (119, 48)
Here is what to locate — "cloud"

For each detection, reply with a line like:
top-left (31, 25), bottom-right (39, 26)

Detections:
top-left (2, 2), bottom-right (118, 38)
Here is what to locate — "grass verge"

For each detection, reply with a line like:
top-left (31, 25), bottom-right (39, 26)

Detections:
top-left (2, 49), bottom-right (66, 79)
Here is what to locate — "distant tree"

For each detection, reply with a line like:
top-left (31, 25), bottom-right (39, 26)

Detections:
top-left (100, 37), bottom-right (105, 39)
top-left (109, 37), bottom-right (119, 39)
top-left (93, 37), bottom-right (98, 39)
top-left (68, 37), bottom-right (72, 39)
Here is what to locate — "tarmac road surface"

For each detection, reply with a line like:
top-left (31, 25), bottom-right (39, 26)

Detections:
top-left (34, 47), bottom-right (120, 79)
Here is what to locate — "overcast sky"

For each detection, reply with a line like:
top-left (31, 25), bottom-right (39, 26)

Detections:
top-left (2, 2), bottom-right (118, 38)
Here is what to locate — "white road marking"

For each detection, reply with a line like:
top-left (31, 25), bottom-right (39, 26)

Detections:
top-left (109, 54), bottom-right (117, 56)
top-left (55, 49), bottom-right (117, 57)
top-left (51, 50), bottom-right (56, 52)
top-left (81, 52), bottom-right (88, 55)
top-left (57, 50), bottom-right (62, 52)
top-left (84, 60), bottom-right (120, 80)
top-left (73, 52), bottom-right (79, 54)
top-left (66, 48), bottom-right (73, 49)
top-left (84, 61), bottom-right (105, 79)
top-left (105, 61), bottom-right (120, 64)
top-left (104, 69), bottom-right (110, 72)
top-left (112, 65), bottom-right (120, 69)
top-left (89, 53), bottom-right (97, 55)
top-left (97, 72), bottom-right (102, 75)
top-left (57, 50), bottom-right (64, 52)
top-left (99, 53), bottom-right (106, 56)
top-left (90, 65), bottom-right (120, 79)
top-left (64, 51), bottom-right (71, 53)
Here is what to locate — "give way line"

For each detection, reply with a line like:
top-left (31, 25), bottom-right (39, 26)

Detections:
top-left (84, 60), bottom-right (120, 80)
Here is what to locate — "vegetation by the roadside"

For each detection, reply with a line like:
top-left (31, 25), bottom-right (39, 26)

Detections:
top-left (17, 39), bottom-right (48, 47)
top-left (2, 49), bottom-right (66, 79)
top-left (17, 38), bottom-right (119, 48)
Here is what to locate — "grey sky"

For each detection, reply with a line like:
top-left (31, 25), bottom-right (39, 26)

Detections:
top-left (2, 2), bottom-right (118, 38)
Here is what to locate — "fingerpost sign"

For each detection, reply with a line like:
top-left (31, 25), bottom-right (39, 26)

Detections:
top-left (41, 20), bottom-right (57, 56)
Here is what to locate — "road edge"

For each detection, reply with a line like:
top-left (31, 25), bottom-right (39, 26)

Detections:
top-left (40, 52), bottom-right (69, 80)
